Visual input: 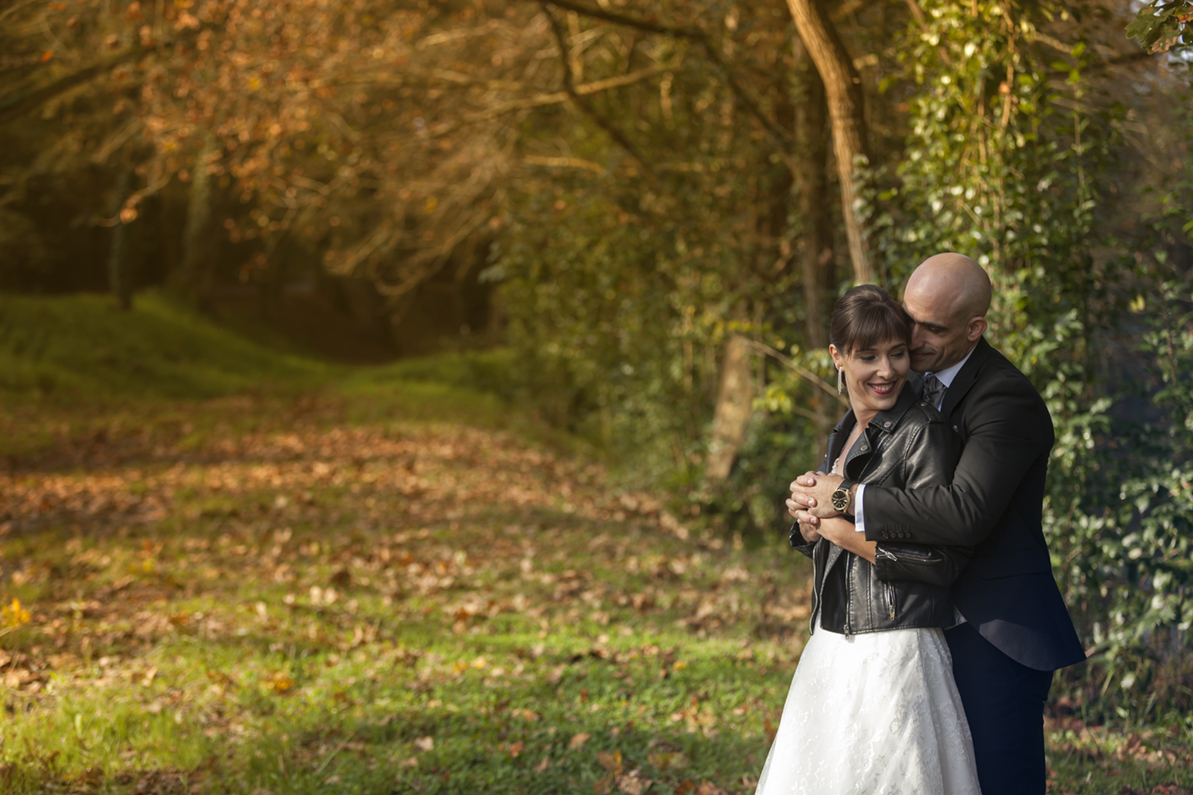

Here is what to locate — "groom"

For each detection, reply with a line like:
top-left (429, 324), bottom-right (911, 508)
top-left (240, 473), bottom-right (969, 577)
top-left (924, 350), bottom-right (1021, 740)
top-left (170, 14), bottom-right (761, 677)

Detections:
top-left (788, 253), bottom-right (1085, 795)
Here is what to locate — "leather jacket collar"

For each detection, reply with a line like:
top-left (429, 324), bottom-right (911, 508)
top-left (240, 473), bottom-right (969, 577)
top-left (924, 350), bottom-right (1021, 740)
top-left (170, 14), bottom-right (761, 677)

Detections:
top-left (826, 382), bottom-right (924, 475)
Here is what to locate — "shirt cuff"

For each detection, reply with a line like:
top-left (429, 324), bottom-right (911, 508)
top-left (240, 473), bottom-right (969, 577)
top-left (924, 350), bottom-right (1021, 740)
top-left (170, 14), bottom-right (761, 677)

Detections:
top-left (854, 484), bottom-right (866, 532)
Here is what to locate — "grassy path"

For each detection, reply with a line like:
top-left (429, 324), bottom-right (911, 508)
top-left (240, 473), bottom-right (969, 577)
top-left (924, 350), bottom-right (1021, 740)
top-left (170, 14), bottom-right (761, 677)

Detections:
top-left (3, 394), bottom-right (1191, 794)
top-left (1, 394), bottom-right (818, 794)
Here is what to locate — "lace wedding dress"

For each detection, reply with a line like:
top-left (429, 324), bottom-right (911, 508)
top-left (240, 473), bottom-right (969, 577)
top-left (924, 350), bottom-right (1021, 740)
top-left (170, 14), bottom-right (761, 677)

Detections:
top-left (754, 622), bottom-right (982, 794)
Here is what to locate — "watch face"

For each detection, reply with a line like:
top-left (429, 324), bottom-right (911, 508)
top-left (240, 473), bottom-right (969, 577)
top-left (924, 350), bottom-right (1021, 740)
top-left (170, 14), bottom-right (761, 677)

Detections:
top-left (831, 489), bottom-right (849, 512)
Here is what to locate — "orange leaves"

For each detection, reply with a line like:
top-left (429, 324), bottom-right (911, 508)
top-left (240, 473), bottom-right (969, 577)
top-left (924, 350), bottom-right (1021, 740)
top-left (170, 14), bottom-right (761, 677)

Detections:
top-left (268, 671), bottom-right (294, 694)
top-left (593, 748), bottom-right (654, 795)
top-left (596, 748), bottom-right (622, 771)
top-left (1, 597), bottom-right (32, 630)
top-left (647, 748), bottom-right (691, 772)
top-left (174, 11), bottom-right (200, 31)
top-left (668, 694), bottom-right (719, 737)
top-left (673, 781), bottom-right (730, 795)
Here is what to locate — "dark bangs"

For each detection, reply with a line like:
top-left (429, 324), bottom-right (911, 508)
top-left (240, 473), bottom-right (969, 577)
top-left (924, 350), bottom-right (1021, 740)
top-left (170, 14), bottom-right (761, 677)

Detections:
top-left (828, 285), bottom-right (912, 354)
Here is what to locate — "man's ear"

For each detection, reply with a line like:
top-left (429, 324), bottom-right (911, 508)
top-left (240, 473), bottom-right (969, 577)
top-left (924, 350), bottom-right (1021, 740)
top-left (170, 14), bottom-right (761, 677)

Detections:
top-left (967, 317), bottom-right (988, 342)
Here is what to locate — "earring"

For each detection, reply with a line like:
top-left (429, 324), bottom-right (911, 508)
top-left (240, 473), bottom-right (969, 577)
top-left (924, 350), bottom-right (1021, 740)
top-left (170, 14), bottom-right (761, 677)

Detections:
top-left (837, 367), bottom-right (844, 395)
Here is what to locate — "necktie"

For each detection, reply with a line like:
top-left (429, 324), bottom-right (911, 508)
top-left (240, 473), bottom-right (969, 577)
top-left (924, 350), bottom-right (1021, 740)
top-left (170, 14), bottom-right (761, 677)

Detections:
top-left (923, 373), bottom-right (946, 409)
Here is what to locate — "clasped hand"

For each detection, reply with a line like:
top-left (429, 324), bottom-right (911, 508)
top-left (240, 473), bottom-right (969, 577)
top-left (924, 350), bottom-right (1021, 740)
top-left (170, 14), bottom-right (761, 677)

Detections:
top-left (787, 471), bottom-right (845, 545)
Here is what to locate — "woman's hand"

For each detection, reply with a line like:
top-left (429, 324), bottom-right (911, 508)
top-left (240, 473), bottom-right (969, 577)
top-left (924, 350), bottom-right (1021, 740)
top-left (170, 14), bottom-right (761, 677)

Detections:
top-left (796, 521), bottom-right (822, 544)
top-left (818, 516), bottom-right (877, 564)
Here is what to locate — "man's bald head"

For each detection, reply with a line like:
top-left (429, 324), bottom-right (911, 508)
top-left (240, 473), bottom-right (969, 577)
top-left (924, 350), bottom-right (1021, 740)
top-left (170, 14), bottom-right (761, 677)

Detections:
top-left (902, 253), bottom-right (991, 373)
top-left (905, 253), bottom-right (992, 323)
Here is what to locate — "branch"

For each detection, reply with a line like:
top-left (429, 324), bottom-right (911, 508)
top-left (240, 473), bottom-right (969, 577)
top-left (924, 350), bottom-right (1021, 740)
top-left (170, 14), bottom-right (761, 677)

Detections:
top-left (541, 3), bottom-right (655, 179)
top-left (522, 155), bottom-right (605, 173)
top-left (902, 0), bottom-right (926, 24)
top-left (541, 0), bottom-right (696, 37)
top-left (0, 42), bottom-right (155, 123)
top-left (464, 63), bottom-right (674, 120)
top-left (0, 0), bottom-right (39, 25)
top-left (739, 339), bottom-right (849, 408)
top-left (541, 0), bottom-right (796, 171)
top-left (313, 69), bottom-right (527, 92)
top-left (831, 0), bottom-right (868, 21)
top-left (0, 22), bottom-right (211, 124)
top-left (1027, 31), bottom-right (1156, 72)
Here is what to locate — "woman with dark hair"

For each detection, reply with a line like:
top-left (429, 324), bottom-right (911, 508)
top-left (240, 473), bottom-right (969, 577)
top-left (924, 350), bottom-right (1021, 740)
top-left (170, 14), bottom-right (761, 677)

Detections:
top-left (754, 285), bottom-right (981, 794)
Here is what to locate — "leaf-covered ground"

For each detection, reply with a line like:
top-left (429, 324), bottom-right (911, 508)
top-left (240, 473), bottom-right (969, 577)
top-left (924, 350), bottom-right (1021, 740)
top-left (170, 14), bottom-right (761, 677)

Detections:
top-left (2, 393), bottom-right (1192, 794)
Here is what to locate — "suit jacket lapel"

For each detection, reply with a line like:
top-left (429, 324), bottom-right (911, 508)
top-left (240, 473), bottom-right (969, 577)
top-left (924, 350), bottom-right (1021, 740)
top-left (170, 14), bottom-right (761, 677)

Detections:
top-left (941, 337), bottom-right (991, 419)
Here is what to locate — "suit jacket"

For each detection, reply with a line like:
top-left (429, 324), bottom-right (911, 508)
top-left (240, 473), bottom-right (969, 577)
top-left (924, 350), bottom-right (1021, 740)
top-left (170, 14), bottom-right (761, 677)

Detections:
top-left (861, 337), bottom-right (1086, 671)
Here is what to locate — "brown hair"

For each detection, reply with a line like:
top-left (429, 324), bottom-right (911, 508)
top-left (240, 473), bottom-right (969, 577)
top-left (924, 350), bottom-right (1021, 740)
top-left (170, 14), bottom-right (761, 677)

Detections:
top-left (828, 284), bottom-right (911, 354)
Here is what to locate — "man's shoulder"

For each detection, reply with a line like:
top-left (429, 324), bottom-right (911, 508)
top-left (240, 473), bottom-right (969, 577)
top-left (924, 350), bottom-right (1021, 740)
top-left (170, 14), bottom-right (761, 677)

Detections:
top-left (970, 341), bottom-right (1037, 390)
top-left (963, 342), bottom-right (1051, 420)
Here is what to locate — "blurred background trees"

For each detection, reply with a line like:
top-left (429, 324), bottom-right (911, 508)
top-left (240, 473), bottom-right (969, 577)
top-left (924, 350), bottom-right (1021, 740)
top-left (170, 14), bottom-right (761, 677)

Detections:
top-left (2, 0), bottom-right (1191, 715)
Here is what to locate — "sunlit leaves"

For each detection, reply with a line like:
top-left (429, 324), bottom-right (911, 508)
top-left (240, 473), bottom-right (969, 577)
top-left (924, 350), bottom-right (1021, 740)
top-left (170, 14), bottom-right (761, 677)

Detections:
top-left (1127, 1), bottom-right (1193, 53)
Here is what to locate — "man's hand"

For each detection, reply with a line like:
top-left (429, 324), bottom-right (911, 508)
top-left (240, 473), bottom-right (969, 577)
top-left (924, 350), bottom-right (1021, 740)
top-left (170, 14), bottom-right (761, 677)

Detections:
top-left (786, 471), bottom-right (845, 525)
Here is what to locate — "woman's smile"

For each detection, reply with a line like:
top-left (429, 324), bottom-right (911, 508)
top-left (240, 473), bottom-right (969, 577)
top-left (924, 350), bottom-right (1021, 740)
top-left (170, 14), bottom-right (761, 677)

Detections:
top-left (830, 336), bottom-right (912, 426)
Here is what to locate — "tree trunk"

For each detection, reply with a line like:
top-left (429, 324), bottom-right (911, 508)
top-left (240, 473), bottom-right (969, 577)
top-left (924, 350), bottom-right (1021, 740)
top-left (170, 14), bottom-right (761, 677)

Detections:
top-left (792, 36), bottom-right (838, 432)
top-left (177, 133), bottom-right (218, 307)
top-left (792, 37), bottom-right (834, 350)
top-left (785, 0), bottom-right (873, 284)
top-left (705, 334), bottom-right (757, 483)
top-left (107, 170), bottom-right (135, 312)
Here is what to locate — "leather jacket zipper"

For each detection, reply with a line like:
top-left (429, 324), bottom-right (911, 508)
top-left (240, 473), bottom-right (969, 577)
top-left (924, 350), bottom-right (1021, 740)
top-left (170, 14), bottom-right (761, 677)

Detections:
top-left (878, 546), bottom-right (941, 564)
top-left (843, 556), bottom-right (852, 636)
top-left (885, 582), bottom-right (897, 620)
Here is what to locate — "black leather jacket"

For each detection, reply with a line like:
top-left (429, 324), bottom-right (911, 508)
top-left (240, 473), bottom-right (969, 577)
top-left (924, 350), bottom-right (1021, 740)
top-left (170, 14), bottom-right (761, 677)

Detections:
top-left (791, 383), bottom-right (971, 636)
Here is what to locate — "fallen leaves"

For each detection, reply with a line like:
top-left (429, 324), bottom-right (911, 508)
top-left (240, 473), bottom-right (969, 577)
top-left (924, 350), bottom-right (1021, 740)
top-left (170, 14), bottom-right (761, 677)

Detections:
top-left (1, 597), bottom-right (32, 631)
top-left (593, 749), bottom-right (656, 795)
top-left (0, 396), bottom-right (812, 792)
top-left (268, 671), bottom-right (294, 694)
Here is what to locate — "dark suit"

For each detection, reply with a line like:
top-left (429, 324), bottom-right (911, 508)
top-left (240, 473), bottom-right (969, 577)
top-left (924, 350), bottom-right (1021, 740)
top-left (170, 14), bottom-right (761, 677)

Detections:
top-left (861, 337), bottom-right (1085, 794)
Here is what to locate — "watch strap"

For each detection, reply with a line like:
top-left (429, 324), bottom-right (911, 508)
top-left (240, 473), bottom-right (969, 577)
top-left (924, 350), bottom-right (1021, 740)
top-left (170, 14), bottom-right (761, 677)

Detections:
top-left (831, 478), bottom-right (855, 514)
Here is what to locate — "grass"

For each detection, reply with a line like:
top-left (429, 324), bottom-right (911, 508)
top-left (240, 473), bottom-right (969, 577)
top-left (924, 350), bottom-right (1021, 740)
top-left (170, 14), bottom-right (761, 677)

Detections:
top-left (1, 292), bottom-right (1192, 794)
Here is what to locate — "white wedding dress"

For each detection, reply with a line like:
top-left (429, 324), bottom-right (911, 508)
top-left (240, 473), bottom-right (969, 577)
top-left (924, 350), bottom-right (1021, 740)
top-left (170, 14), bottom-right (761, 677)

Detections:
top-left (754, 621), bottom-right (982, 795)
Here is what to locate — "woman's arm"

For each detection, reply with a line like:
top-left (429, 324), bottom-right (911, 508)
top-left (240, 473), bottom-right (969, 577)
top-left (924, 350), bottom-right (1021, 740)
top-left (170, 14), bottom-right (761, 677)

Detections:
top-left (816, 517), bottom-right (876, 563)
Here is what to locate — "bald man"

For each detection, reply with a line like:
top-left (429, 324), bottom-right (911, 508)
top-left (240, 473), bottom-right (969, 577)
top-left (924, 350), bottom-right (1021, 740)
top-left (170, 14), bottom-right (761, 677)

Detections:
top-left (789, 253), bottom-right (1085, 795)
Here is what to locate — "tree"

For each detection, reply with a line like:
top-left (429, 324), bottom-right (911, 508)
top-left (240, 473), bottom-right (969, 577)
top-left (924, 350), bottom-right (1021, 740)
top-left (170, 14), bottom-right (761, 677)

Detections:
top-left (784, 0), bottom-right (873, 283)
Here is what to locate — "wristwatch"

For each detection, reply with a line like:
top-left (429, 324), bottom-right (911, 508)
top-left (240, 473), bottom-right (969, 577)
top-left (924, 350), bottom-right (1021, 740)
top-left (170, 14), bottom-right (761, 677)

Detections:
top-left (830, 479), bottom-right (855, 516)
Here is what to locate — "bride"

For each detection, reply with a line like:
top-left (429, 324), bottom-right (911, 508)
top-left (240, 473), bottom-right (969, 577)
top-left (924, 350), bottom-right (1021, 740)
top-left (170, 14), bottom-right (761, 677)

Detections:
top-left (755, 285), bottom-right (982, 795)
